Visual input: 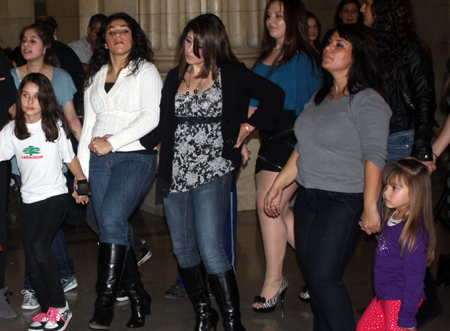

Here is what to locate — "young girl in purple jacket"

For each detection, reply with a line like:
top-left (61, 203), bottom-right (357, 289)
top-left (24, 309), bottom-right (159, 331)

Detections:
top-left (358, 157), bottom-right (436, 331)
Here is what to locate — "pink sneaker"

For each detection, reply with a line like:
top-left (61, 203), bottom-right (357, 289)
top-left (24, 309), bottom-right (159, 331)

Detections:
top-left (44, 303), bottom-right (72, 331)
top-left (28, 312), bottom-right (49, 331)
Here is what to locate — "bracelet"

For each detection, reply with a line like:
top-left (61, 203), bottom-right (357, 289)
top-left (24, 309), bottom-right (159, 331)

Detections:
top-left (241, 123), bottom-right (251, 135)
top-left (433, 152), bottom-right (438, 159)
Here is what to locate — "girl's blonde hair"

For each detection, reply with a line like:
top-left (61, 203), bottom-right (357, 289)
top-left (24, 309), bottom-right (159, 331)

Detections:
top-left (382, 157), bottom-right (436, 266)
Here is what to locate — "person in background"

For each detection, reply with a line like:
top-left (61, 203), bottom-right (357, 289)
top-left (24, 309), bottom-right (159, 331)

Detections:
top-left (34, 15), bottom-right (84, 111)
top-left (307, 11), bottom-right (323, 56)
top-left (322, 0), bottom-right (363, 45)
top-left (250, 0), bottom-right (322, 313)
top-left (69, 14), bottom-right (107, 71)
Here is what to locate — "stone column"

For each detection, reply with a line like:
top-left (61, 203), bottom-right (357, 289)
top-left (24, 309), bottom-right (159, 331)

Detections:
top-left (45, 0), bottom-right (80, 44)
top-left (0, 0), bottom-right (34, 48)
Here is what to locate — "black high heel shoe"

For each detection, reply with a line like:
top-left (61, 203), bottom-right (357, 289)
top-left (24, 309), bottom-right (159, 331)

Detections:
top-left (253, 277), bottom-right (289, 314)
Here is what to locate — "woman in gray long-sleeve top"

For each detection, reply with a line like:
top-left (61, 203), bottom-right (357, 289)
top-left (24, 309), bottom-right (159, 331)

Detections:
top-left (265, 24), bottom-right (391, 331)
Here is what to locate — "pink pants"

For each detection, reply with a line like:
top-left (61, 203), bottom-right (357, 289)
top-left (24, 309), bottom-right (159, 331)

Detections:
top-left (356, 297), bottom-right (423, 331)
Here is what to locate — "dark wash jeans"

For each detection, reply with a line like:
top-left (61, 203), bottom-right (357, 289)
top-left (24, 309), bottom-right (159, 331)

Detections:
top-left (164, 173), bottom-right (233, 275)
top-left (294, 184), bottom-right (363, 331)
top-left (22, 194), bottom-right (68, 312)
top-left (89, 152), bottom-right (157, 246)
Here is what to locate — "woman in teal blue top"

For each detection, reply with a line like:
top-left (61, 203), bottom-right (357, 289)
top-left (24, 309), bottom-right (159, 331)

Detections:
top-left (251, 0), bottom-right (322, 312)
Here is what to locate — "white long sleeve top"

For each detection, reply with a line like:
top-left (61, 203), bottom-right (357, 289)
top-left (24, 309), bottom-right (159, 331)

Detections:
top-left (78, 61), bottom-right (163, 179)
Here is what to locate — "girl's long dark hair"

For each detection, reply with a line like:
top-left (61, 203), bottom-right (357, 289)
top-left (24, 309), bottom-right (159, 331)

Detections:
top-left (15, 73), bottom-right (71, 142)
top-left (19, 24), bottom-right (60, 67)
top-left (314, 24), bottom-right (383, 105)
top-left (85, 12), bottom-right (154, 87)
top-left (254, 0), bottom-right (320, 76)
top-left (333, 0), bottom-right (363, 27)
top-left (382, 157), bottom-right (436, 266)
top-left (370, 0), bottom-right (418, 89)
top-left (177, 14), bottom-right (239, 82)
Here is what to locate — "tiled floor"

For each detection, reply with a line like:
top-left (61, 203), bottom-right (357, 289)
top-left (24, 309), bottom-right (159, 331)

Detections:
top-left (1, 168), bottom-right (450, 330)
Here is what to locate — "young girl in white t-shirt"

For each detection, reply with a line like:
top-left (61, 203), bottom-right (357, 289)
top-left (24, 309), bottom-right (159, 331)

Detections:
top-left (0, 73), bottom-right (89, 331)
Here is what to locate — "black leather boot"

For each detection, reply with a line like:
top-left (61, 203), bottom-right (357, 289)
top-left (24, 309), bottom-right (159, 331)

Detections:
top-left (209, 269), bottom-right (246, 331)
top-left (121, 247), bottom-right (151, 328)
top-left (89, 243), bottom-right (127, 330)
top-left (179, 264), bottom-right (219, 331)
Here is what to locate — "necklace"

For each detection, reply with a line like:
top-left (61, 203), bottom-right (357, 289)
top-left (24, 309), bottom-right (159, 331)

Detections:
top-left (186, 69), bottom-right (203, 95)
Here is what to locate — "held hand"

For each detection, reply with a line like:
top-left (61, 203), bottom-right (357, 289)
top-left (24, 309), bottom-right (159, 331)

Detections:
top-left (72, 178), bottom-right (89, 204)
top-left (264, 186), bottom-right (283, 218)
top-left (241, 144), bottom-right (251, 165)
top-left (72, 190), bottom-right (89, 204)
top-left (360, 204), bottom-right (381, 235)
top-left (422, 161), bottom-right (436, 174)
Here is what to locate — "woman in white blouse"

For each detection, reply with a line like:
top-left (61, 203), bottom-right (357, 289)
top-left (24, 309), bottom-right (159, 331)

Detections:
top-left (78, 12), bottom-right (162, 330)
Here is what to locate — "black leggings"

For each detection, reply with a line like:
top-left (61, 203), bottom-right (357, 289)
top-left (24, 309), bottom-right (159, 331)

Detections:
top-left (22, 194), bottom-right (68, 312)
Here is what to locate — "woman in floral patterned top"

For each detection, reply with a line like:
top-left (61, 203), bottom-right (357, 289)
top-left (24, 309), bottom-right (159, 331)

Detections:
top-left (141, 13), bottom-right (284, 331)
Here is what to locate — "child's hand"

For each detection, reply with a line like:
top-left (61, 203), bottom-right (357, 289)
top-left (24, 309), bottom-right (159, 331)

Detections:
top-left (73, 178), bottom-right (90, 204)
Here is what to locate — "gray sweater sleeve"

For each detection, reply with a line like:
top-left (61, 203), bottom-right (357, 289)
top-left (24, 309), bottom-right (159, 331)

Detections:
top-left (351, 90), bottom-right (391, 171)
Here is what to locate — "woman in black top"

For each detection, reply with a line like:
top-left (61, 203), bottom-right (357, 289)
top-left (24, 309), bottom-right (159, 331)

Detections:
top-left (142, 14), bottom-right (284, 331)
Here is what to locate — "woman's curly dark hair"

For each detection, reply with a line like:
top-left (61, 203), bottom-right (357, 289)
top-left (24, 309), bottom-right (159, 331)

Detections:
top-left (370, 0), bottom-right (417, 87)
top-left (314, 24), bottom-right (383, 105)
top-left (85, 12), bottom-right (154, 87)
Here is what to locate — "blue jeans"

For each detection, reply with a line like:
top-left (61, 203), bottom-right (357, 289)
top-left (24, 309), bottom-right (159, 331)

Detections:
top-left (89, 153), bottom-right (157, 246)
top-left (164, 173), bottom-right (233, 275)
top-left (386, 129), bottom-right (414, 166)
top-left (294, 185), bottom-right (363, 331)
top-left (175, 185), bottom-right (238, 287)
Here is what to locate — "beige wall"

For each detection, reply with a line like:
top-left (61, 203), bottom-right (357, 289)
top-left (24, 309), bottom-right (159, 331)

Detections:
top-left (1, 0), bottom-right (449, 213)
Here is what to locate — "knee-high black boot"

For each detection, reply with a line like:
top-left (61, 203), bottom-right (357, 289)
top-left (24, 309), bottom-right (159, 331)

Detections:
top-left (179, 264), bottom-right (219, 331)
top-left (121, 247), bottom-right (151, 328)
top-left (209, 269), bottom-right (246, 331)
top-left (89, 243), bottom-right (127, 330)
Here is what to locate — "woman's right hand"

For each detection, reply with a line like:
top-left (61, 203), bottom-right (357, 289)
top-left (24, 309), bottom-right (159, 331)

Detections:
top-left (264, 186), bottom-right (283, 217)
top-left (241, 143), bottom-right (251, 165)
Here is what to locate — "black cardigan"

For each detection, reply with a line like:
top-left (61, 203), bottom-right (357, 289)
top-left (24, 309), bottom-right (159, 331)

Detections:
top-left (140, 61), bottom-right (285, 197)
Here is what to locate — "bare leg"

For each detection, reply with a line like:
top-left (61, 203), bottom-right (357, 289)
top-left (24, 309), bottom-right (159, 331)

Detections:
top-left (253, 170), bottom-right (297, 309)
